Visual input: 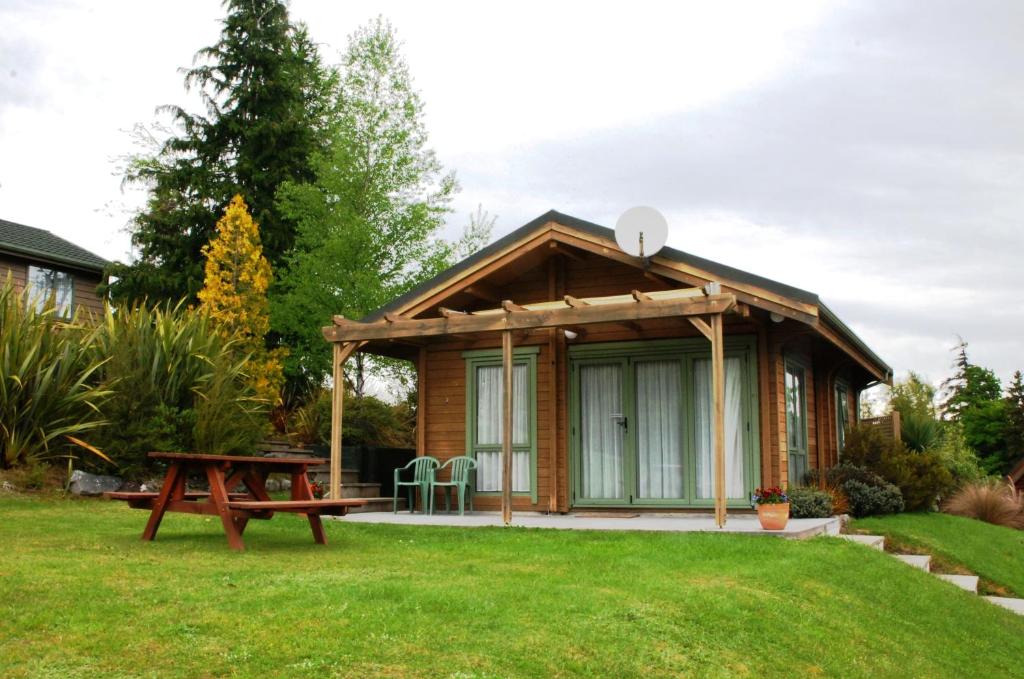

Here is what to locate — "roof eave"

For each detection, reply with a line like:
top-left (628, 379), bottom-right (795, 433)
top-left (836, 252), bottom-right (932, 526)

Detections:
top-left (0, 244), bottom-right (108, 275)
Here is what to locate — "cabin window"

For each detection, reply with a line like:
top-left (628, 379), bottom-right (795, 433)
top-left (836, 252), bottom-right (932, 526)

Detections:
top-left (835, 381), bottom-right (850, 455)
top-left (464, 347), bottom-right (538, 501)
top-left (784, 359), bottom-right (808, 483)
top-left (26, 265), bottom-right (74, 318)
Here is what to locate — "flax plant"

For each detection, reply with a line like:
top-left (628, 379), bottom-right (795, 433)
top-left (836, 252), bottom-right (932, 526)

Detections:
top-left (0, 277), bottom-right (110, 467)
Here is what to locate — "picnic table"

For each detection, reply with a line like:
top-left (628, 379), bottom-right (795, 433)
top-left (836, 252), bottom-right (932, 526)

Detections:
top-left (105, 452), bottom-right (367, 550)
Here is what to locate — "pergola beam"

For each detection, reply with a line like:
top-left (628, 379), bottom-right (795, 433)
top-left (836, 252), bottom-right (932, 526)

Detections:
top-left (323, 293), bottom-right (737, 343)
top-left (330, 341), bottom-right (365, 499)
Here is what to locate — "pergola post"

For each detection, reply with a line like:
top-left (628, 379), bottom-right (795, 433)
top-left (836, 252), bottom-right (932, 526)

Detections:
top-left (710, 313), bottom-right (727, 528)
top-left (501, 329), bottom-right (514, 525)
top-left (330, 341), bottom-right (361, 500)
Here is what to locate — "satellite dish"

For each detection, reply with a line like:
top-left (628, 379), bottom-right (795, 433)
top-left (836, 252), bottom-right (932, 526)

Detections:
top-left (615, 206), bottom-right (668, 258)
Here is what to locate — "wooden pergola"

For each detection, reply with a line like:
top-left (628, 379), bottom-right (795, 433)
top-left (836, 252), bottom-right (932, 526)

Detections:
top-left (322, 283), bottom-right (739, 527)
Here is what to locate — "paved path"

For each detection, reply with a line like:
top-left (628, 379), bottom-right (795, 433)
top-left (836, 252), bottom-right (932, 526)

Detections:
top-left (335, 511), bottom-right (839, 538)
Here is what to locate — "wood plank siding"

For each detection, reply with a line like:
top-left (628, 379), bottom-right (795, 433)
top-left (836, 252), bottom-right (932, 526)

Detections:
top-left (413, 251), bottom-right (869, 511)
top-left (0, 252), bottom-right (105, 317)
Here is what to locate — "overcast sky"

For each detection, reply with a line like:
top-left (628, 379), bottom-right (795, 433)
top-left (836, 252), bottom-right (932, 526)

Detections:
top-left (2, 0), bottom-right (1022, 390)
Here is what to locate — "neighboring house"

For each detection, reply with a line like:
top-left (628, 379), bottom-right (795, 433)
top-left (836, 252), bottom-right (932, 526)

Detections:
top-left (324, 211), bottom-right (891, 513)
top-left (0, 217), bottom-right (108, 318)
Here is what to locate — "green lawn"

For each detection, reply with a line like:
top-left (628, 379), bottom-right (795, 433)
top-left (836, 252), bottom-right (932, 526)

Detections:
top-left (1, 497), bottom-right (1023, 678)
top-left (852, 512), bottom-right (1024, 597)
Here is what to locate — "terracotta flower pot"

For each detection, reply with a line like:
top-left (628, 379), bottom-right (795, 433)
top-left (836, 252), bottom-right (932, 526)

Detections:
top-left (757, 502), bottom-right (790, 530)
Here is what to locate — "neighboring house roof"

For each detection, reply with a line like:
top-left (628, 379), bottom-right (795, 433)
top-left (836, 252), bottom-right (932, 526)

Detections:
top-left (367, 209), bottom-right (892, 381)
top-left (0, 217), bottom-right (109, 274)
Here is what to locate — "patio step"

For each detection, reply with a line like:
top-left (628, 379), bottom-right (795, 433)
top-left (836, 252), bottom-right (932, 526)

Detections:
top-left (894, 554), bottom-right (931, 572)
top-left (934, 574), bottom-right (979, 593)
top-left (344, 496), bottom-right (406, 514)
top-left (838, 534), bottom-right (885, 551)
top-left (982, 596), bottom-right (1024, 615)
top-left (338, 482), bottom-right (383, 499)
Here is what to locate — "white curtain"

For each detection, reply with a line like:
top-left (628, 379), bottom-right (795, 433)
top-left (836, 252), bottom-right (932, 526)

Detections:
top-left (694, 357), bottom-right (745, 498)
top-left (580, 363), bottom-right (624, 499)
top-left (636, 360), bottom-right (684, 499)
top-left (475, 364), bottom-right (530, 492)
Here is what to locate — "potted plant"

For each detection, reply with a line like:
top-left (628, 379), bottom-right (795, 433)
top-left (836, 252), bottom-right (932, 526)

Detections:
top-left (753, 486), bottom-right (790, 530)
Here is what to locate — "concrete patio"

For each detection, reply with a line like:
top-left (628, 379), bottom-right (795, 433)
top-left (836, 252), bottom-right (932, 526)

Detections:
top-left (335, 510), bottom-right (841, 539)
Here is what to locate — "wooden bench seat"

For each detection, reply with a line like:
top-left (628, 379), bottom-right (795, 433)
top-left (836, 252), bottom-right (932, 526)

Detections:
top-left (105, 491), bottom-right (249, 501)
top-left (226, 499), bottom-right (368, 516)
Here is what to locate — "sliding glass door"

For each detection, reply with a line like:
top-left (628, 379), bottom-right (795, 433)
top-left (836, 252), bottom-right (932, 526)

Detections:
top-left (570, 338), bottom-right (758, 508)
top-left (577, 360), bottom-right (628, 503)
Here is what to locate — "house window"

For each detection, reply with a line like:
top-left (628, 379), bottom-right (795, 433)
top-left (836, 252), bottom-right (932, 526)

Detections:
top-left (784, 359), bottom-right (808, 484)
top-left (835, 382), bottom-right (850, 455)
top-left (464, 347), bottom-right (538, 501)
top-left (27, 265), bottom-right (74, 318)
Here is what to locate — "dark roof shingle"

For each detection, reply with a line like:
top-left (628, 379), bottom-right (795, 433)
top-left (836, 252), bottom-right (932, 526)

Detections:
top-left (0, 217), bottom-right (109, 273)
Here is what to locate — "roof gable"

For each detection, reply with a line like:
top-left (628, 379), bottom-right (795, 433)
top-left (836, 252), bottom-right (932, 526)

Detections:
top-left (365, 210), bottom-right (891, 380)
top-left (0, 218), bottom-right (109, 273)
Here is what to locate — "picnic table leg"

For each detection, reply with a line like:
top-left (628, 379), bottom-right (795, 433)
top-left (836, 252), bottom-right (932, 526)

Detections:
top-left (292, 470), bottom-right (328, 545)
top-left (142, 462), bottom-right (183, 542)
top-left (206, 464), bottom-right (246, 551)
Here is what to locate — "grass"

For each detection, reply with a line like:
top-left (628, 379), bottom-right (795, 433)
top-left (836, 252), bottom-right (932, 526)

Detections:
top-left (1, 496), bottom-right (1023, 678)
top-left (852, 512), bottom-right (1024, 597)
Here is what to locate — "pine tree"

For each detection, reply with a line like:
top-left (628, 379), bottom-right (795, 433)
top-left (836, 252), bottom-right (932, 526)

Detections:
top-left (108, 0), bottom-right (334, 303)
top-left (939, 338), bottom-right (1009, 472)
top-left (1004, 370), bottom-right (1024, 468)
top-left (198, 195), bottom-right (284, 405)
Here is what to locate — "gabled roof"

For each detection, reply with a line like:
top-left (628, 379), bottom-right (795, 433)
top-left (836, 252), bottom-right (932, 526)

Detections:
top-left (367, 209), bottom-right (891, 380)
top-left (0, 217), bottom-right (109, 273)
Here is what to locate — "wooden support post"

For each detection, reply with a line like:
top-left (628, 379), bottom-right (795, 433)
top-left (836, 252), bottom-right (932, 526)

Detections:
top-left (710, 313), bottom-right (727, 528)
top-left (330, 343), bottom-right (346, 501)
top-left (416, 346), bottom-right (427, 458)
top-left (330, 341), bottom-right (363, 501)
top-left (501, 329), bottom-right (514, 525)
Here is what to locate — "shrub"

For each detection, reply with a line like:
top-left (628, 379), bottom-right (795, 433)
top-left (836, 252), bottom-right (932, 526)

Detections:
top-left (788, 487), bottom-right (833, 518)
top-left (287, 388), bottom-right (415, 449)
top-left (0, 277), bottom-right (110, 468)
top-left (842, 479), bottom-right (905, 517)
top-left (878, 449), bottom-right (954, 511)
top-left (900, 412), bottom-right (943, 453)
top-left (943, 481), bottom-right (1024, 529)
top-left (932, 421), bottom-right (985, 485)
top-left (841, 424), bottom-right (954, 512)
top-left (824, 464), bottom-right (904, 517)
top-left (89, 302), bottom-right (267, 478)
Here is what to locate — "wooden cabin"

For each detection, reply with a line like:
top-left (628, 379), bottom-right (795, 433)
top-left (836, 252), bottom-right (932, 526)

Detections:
top-left (0, 217), bottom-right (108, 317)
top-left (323, 211), bottom-right (891, 519)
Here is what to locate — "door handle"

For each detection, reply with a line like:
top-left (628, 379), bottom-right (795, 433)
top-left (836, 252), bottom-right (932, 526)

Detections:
top-left (611, 414), bottom-right (628, 432)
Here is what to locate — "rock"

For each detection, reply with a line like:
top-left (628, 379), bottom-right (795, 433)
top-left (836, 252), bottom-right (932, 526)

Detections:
top-left (1, 481), bottom-right (14, 492)
top-left (265, 478), bottom-right (280, 492)
top-left (69, 470), bottom-right (122, 496)
top-left (279, 478), bottom-right (291, 491)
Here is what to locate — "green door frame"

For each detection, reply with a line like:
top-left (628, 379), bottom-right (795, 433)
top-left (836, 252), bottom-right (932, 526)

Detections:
top-left (568, 337), bottom-right (761, 509)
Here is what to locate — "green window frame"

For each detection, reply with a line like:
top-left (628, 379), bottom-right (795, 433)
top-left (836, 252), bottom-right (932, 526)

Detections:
top-left (463, 346), bottom-right (539, 503)
top-left (784, 357), bottom-right (809, 484)
top-left (835, 380), bottom-right (850, 456)
top-left (567, 336), bottom-right (761, 508)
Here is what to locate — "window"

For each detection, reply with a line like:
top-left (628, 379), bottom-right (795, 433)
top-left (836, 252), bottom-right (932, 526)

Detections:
top-left (27, 265), bottom-right (74, 318)
top-left (835, 382), bottom-right (850, 455)
top-left (784, 359), bottom-right (808, 483)
top-left (464, 347), bottom-right (538, 500)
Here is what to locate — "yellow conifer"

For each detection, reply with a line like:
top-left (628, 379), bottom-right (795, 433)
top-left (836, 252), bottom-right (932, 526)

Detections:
top-left (198, 195), bottom-right (285, 405)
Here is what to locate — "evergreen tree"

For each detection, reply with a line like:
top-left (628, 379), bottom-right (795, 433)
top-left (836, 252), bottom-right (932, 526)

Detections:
top-left (108, 0), bottom-right (335, 303)
top-left (939, 338), bottom-right (1009, 472)
top-left (198, 195), bottom-right (285, 406)
top-left (273, 18), bottom-right (460, 389)
top-left (1004, 370), bottom-right (1024, 469)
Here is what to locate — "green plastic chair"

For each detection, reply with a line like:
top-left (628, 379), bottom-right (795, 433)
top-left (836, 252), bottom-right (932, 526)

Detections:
top-left (394, 457), bottom-right (439, 513)
top-left (429, 456), bottom-right (477, 515)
